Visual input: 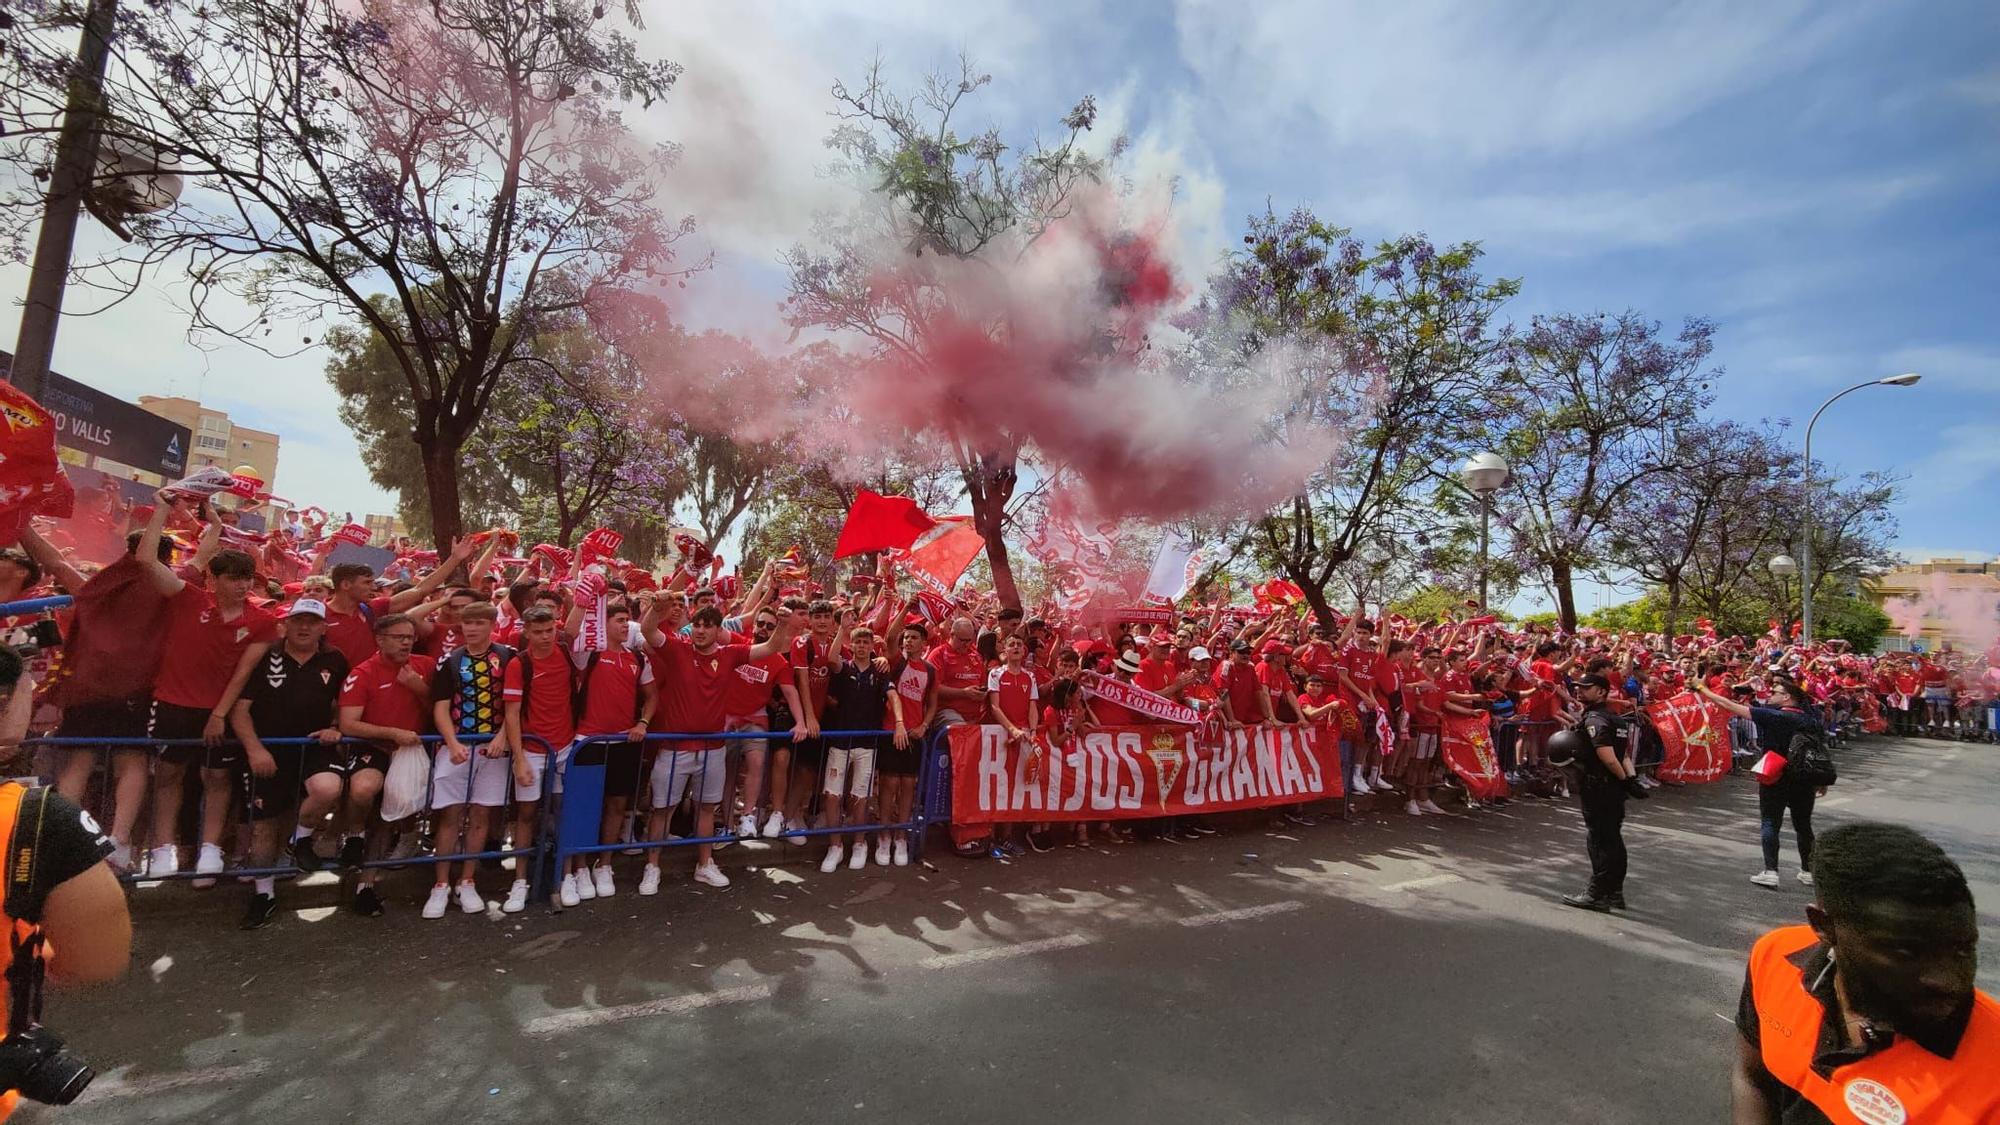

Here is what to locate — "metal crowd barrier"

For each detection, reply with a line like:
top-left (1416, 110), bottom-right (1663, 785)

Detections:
top-left (19, 734), bottom-right (559, 892)
top-left (0, 594), bottom-right (74, 616)
top-left (549, 727), bottom-right (951, 878)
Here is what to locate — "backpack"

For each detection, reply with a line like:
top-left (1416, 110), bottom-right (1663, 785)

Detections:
top-left (1785, 722), bottom-right (1837, 787)
top-left (573, 648), bottom-right (646, 726)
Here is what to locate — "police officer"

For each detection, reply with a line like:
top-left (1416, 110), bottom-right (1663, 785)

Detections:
top-left (1557, 673), bottom-right (1647, 911)
top-left (1731, 823), bottom-right (1996, 1124)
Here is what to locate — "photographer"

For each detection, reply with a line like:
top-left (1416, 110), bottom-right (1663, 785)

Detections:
top-left (0, 645), bottom-right (132, 1114)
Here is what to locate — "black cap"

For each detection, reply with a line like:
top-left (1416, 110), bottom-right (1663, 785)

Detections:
top-left (1229, 639), bottom-right (1252, 653)
top-left (1576, 673), bottom-right (1612, 692)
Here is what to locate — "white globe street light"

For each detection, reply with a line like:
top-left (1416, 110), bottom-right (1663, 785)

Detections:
top-left (1459, 452), bottom-right (1510, 613)
top-left (1767, 555), bottom-right (1797, 578)
top-left (1800, 375), bottom-right (1920, 644)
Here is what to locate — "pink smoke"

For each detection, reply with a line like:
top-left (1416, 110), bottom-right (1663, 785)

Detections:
top-left (1883, 571), bottom-right (2000, 654)
top-left (613, 187), bottom-right (1361, 523)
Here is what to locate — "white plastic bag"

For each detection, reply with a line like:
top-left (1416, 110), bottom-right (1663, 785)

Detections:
top-left (379, 743), bottom-right (431, 823)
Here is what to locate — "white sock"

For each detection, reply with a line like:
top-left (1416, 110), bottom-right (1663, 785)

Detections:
top-left (291, 826), bottom-right (313, 843)
top-left (254, 876), bottom-right (275, 895)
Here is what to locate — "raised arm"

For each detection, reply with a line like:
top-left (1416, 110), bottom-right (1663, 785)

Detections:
top-left (136, 492), bottom-right (190, 598)
top-left (16, 524), bottom-right (86, 594)
top-left (386, 536), bottom-right (476, 612)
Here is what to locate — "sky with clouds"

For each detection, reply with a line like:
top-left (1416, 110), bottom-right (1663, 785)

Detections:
top-left (2, 0), bottom-right (1994, 607)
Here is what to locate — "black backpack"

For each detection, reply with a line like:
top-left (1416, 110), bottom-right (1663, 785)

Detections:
top-left (1786, 722), bottom-right (1837, 787)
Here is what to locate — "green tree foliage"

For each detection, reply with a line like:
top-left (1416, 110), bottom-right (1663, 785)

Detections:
top-left (1388, 584), bottom-right (1479, 624)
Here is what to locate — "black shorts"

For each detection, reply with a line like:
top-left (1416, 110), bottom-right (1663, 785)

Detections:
top-left (577, 739), bottom-right (646, 800)
top-left (239, 766), bottom-right (296, 822)
top-left (149, 700), bottom-right (236, 768)
top-left (55, 698), bottom-right (151, 743)
top-left (878, 739), bottom-right (919, 777)
top-left (302, 743), bottom-right (391, 779)
top-left (789, 735), bottom-right (826, 771)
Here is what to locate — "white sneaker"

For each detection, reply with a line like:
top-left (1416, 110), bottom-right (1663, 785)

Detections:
top-left (592, 864), bottom-right (615, 898)
top-left (785, 817), bottom-right (808, 841)
top-left (848, 842), bottom-right (867, 870)
top-left (1796, 870), bottom-right (1814, 887)
top-left (693, 862), bottom-right (730, 888)
top-left (1404, 800), bottom-right (1425, 816)
top-left (422, 883), bottom-right (451, 919)
top-left (148, 845), bottom-right (179, 877)
top-left (1419, 799), bottom-right (1449, 815)
top-left (873, 837), bottom-right (891, 866)
top-left (762, 811), bottom-right (786, 838)
top-left (457, 882), bottom-right (484, 914)
top-left (502, 880), bottom-right (528, 913)
top-left (738, 813), bottom-right (761, 839)
top-left (389, 831), bottom-right (423, 861)
top-left (1350, 772), bottom-right (1373, 795)
top-left (893, 837), bottom-right (910, 866)
top-left (1750, 870), bottom-right (1780, 888)
top-left (558, 873), bottom-right (581, 907)
top-left (820, 844), bottom-right (845, 873)
top-left (638, 864), bottom-right (662, 896)
top-left (193, 843), bottom-right (225, 888)
top-left (574, 868), bottom-right (597, 901)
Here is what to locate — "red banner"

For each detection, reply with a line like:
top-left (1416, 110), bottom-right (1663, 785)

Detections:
top-left (1079, 671), bottom-right (1200, 725)
top-left (1111, 606), bottom-right (1175, 625)
top-left (1645, 690), bottom-right (1733, 784)
top-left (948, 724), bottom-right (1340, 824)
top-left (1440, 711), bottom-right (1510, 800)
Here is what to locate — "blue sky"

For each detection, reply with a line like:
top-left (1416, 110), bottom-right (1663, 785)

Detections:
top-left (4, 1), bottom-right (1994, 603)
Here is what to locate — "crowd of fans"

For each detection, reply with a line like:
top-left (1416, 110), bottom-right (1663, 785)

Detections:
top-left (0, 488), bottom-right (1995, 931)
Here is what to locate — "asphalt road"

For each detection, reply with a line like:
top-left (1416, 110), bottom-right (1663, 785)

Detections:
top-left (31, 735), bottom-right (2000, 1124)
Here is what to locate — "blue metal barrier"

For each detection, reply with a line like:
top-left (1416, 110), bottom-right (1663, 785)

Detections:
top-left (20, 733), bottom-right (558, 889)
top-left (549, 728), bottom-right (941, 882)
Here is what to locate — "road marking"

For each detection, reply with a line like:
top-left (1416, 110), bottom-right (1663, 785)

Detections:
top-left (1382, 873), bottom-right (1463, 892)
top-left (524, 983), bottom-right (774, 1036)
top-left (79, 1060), bottom-right (274, 1103)
top-left (1179, 900), bottom-right (1305, 927)
top-left (921, 933), bottom-right (1094, 969)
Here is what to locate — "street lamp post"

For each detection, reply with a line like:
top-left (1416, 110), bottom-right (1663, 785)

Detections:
top-left (1459, 452), bottom-right (1510, 614)
top-left (1768, 554), bottom-right (1798, 635)
top-left (1799, 374), bottom-right (1921, 644)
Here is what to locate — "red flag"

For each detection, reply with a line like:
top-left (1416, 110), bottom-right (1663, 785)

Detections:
top-left (899, 523), bottom-right (984, 592)
top-left (0, 381), bottom-right (74, 544)
top-left (1440, 710), bottom-right (1509, 801)
top-left (833, 490), bottom-right (937, 559)
top-left (1645, 690), bottom-right (1733, 784)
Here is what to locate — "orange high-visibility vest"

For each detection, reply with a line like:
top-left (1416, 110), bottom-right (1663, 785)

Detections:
top-left (1748, 924), bottom-right (2000, 1125)
top-left (0, 782), bottom-right (29, 1120)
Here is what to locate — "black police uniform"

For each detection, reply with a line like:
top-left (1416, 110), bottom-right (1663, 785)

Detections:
top-left (1574, 703), bottom-right (1630, 905)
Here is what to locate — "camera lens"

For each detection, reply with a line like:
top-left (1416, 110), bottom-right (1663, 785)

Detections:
top-left (24, 1050), bottom-right (92, 1105)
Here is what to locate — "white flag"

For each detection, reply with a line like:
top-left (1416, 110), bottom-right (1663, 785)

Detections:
top-left (1144, 530), bottom-right (1198, 603)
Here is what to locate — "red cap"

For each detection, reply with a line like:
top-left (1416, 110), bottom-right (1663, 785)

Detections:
top-left (1260, 639), bottom-right (1290, 657)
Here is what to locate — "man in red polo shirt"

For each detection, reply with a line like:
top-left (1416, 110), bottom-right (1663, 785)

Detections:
top-left (1218, 639), bottom-right (1274, 728)
top-left (926, 617), bottom-right (990, 726)
top-left (134, 492), bottom-right (281, 883)
top-left (338, 612), bottom-right (436, 916)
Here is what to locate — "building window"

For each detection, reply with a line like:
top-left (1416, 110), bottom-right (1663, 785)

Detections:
top-left (195, 435), bottom-right (228, 452)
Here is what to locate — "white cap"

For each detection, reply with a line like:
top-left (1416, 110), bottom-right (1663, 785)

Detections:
top-left (1189, 646), bottom-right (1212, 662)
top-left (284, 598), bottom-right (328, 619)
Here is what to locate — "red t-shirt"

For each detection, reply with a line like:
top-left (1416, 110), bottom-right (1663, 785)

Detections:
top-left (987, 665), bottom-right (1040, 728)
top-left (887, 658), bottom-right (935, 730)
top-left (574, 643), bottom-right (653, 736)
top-left (416, 621), bottom-right (463, 659)
top-left (652, 635), bottom-right (750, 749)
top-left (1256, 660), bottom-right (1299, 722)
top-left (340, 653), bottom-right (438, 737)
top-left (1220, 660), bottom-right (1265, 723)
top-left (1408, 675), bottom-right (1445, 731)
top-left (502, 647), bottom-right (577, 749)
top-left (1136, 656), bottom-right (1176, 694)
top-left (1293, 641), bottom-right (1339, 685)
top-left (724, 649), bottom-right (791, 720)
top-left (153, 585), bottom-right (280, 710)
top-left (1300, 689), bottom-right (1349, 734)
top-left (1340, 643), bottom-right (1380, 709)
top-left (791, 634), bottom-right (838, 718)
top-left (926, 641), bottom-right (990, 724)
top-left (323, 595), bottom-right (395, 669)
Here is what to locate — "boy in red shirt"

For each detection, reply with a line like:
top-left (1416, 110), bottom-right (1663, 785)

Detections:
top-left (987, 635), bottom-right (1041, 856)
top-left (880, 622), bottom-right (937, 866)
top-left (134, 492), bottom-right (281, 883)
top-left (501, 607), bottom-right (579, 904)
top-left (570, 601), bottom-right (657, 901)
top-left (338, 612), bottom-right (437, 916)
top-left (1403, 647), bottom-right (1451, 816)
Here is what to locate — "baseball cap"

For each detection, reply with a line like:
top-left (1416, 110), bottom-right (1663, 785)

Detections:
top-left (1575, 673), bottom-right (1612, 691)
top-left (284, 598), bottom-right (328, 619)
top-left (1260, 639), bottom-right (1290, 657)
top-left (1189, 646), bottom-right (1212, 662)
top-left (1229, 639), bottom-right (1252, 653)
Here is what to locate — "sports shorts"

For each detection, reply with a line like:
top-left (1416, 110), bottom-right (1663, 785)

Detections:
top-left (650, 747), bottom-right (725, 808)
top-left (1413, 731), bottom-right (1439, 761)
top-left (149, 700), bottom-right (231, 768)
top-left (824, 743), bottom-right (876, 799)
top-left (512, 740), bottom-right (574, 803)
top-left (55, 698), bottom-right (151, 743)
top-left (303, 742), bottom-right (391, 780)
top-left (574, 737), bottom-right (646, 800)
top-left (430, 742), bottom-right (512, 809)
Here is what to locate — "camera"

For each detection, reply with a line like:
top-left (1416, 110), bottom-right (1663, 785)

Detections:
top-left (0, 1026), bottom-right (93, 1104)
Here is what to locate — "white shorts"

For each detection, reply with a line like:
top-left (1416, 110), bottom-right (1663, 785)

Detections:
top-left (513, 741), bottom-right (574, 804)
top-left (1413, 731), bottom-right (1439, 761)
top-left (650, 748), bottom-right (726, 808)
top-left (430, 744), bottom-right (511, 809)
top-left (824, 743), bottom-right (876, 799)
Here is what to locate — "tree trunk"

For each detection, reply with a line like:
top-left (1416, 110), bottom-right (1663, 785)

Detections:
top-left (420, 435), bottom-right (464, 553)
top-left (1663, 577), bottom-right (1682, 638)
top-left (1550, 558), bottom-right (1579, 632)
top-left (1296, 573), bottom-right (1337, 633)
top-left (964, 457), bottom-right (1019, 611)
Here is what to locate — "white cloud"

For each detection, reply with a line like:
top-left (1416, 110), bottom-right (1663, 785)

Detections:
top-left (1909, 422), bottom-right (2000, 494)
top-left (1171, 0), bottom-right (1870, 161)
top-left (1880, 343), bottom-right (2000, 396)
